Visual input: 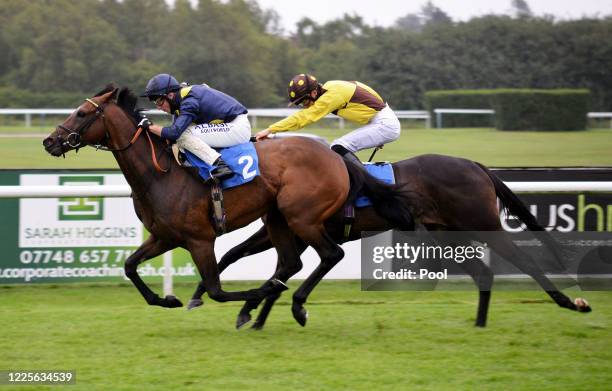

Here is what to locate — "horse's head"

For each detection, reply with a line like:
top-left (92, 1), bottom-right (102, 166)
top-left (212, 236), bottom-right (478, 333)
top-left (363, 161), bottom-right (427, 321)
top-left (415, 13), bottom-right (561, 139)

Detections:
top-left (43, 86), bottom-right (119, 157)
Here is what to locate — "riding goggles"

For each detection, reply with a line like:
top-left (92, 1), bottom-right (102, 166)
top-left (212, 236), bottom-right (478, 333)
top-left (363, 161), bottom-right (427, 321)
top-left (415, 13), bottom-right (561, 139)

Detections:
top-left (149, 95), bottom-right (166, 106)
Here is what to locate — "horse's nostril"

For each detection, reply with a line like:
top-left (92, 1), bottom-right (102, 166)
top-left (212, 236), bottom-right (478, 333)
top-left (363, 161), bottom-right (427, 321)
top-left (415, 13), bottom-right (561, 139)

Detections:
top-left (43, 137), bottom-right (54, 148)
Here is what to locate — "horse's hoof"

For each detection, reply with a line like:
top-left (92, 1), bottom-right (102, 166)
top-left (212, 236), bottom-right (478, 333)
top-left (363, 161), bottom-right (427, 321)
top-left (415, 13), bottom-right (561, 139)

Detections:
top-left (575, 298), bottom-right (592, 312)
top-left (236, 313), bottom-right (252, 329)
top-left (251, 321), bottom-right (264, 331)
top-left (163, 295), bottom-right (183, 308)
top-left (187, 298), bottom-right (204, 310)
top-left (292, 305), bottom-right (308, 327)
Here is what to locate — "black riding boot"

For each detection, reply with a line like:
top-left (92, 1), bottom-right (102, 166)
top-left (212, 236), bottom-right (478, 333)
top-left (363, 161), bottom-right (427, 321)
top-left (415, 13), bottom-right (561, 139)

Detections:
top-left (342, 151), bottom-right (362, 166)
top-left (210, 158), bottom-right (234, 181)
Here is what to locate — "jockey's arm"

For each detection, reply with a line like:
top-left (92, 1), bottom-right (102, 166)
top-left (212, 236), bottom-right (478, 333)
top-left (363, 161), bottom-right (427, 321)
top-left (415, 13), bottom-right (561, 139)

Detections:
top-left (147, 99), bottom-right (197, 141)
top-left (259, 90), bottom-right (344, 139)
top-left (148, 124), bottom-right (163, 137)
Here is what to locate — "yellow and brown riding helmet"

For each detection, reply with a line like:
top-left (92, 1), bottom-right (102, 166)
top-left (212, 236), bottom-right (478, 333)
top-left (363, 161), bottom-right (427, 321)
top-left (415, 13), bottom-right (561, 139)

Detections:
top-left (287, 74), bottom-right (319, 106)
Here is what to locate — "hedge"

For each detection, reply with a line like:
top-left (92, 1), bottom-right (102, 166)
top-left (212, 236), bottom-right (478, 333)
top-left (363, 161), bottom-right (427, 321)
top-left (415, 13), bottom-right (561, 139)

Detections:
top-left (492, 89), bottom-right (589, 131)
top-left (425, 88), bottom-right (590, 130)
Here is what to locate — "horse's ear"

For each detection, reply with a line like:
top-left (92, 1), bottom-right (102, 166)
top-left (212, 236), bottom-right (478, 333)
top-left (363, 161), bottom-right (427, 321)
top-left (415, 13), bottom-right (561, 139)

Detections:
top-left (99, 88), bottom-right (120, 103)
top-left (109, 87), bottom-right (120, 101)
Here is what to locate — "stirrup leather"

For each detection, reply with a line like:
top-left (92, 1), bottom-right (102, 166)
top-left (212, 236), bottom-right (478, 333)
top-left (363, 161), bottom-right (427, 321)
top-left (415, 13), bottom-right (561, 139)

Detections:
top-left (210, 181), bottom-right (227, 235)
top-left (343, 204), bottom-right (355, 240)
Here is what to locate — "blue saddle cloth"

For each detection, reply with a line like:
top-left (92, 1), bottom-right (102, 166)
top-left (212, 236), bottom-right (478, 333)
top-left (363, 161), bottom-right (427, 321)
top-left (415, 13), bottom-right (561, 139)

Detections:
top-left (183, 142), bottom-right (260, 189)
top-left (355, 162), bottom-right (396, 208)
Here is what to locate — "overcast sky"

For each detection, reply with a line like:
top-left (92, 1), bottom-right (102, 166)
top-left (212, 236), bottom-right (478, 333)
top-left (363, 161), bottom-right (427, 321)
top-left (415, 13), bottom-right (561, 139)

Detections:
top-left (254, 0), bottom-right (612, 33)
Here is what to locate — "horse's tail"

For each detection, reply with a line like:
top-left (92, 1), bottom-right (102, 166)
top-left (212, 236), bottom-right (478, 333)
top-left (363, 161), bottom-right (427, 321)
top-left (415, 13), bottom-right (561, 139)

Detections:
top-left (474, 162), bottom-right (568, 266)
top-left (344, 160), bottom-right (414, 230)
top-left (474, 162), bottom-right (544, 231)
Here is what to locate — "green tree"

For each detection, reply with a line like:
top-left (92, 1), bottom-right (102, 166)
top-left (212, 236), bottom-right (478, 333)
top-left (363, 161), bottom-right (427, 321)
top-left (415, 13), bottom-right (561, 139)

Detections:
top-left (4, 0), bottom-right (128, 93)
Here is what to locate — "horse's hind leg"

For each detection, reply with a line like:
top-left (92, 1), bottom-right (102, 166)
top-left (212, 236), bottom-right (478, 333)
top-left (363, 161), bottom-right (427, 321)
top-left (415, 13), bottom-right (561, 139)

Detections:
top-left (187, 224), bottom-right (273, 310)
top-left (235, 209), bottom-right (304, 329)
top-left (489, 235), bottom-right (591, 313)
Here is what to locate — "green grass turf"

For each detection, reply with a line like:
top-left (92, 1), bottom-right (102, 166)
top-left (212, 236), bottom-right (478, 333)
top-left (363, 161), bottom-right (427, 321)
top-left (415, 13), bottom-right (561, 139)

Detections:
top-left (2, 126), bottom-right (612, 168)
top-left (1, 281), bottom-right (611, 390)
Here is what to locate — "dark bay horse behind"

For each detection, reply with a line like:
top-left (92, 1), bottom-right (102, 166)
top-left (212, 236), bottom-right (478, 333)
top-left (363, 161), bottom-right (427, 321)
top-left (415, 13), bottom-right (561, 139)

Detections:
top-left (190, 154), bottom-right (592, 329)
top-left (42, 85), bottom-right (413, 315)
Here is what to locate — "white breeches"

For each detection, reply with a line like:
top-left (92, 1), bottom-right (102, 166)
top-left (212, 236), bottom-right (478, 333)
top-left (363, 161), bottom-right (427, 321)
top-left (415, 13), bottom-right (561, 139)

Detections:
top-left (331, 105), bottom-right (401, 153)
top-left (176, 114), bottom-right (252, 165)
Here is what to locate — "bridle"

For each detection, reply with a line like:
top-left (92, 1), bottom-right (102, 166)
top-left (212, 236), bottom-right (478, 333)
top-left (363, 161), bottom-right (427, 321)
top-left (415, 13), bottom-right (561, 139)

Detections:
top-left (57, 98), bottom-right (109, 150)
top-left (56, 97), bottom-right (167, 172)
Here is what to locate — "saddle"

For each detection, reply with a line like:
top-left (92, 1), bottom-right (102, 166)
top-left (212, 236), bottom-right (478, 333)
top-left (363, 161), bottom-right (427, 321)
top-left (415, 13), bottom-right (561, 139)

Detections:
top-left (175, 142), bottom-right (260, 189)
top-left (174, 142), bottom-right (261, 236)
top-left (343, 161), bottom-right (396, 239)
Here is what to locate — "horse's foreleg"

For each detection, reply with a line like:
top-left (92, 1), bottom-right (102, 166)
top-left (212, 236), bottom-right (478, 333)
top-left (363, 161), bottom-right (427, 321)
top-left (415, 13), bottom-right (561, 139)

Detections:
top-left (124, 236), bottom-right (180, 308)
top-left (434, 233), bottom-right (495, 327)
top-left (187, 224), bottom-right (274, 310)
top-left (456, 259), bottom-right (494, 327)
top-left (250, 239), bottom-right (308, 330)
top-left (236, 211), bottom-right (305, 329)
top-left (291, 228), bottom-right (345, 327)
top-left (190, 240), bottom-right (278, 304)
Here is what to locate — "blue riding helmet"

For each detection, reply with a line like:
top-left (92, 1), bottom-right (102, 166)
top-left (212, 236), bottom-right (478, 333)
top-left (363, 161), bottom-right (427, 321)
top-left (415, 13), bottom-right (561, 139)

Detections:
top-left (140, 73), bottom-right (181, 98)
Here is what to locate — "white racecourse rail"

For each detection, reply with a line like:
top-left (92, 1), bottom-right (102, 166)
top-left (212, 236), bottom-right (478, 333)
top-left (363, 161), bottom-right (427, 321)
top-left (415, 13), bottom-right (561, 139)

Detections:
top-left (0, 108), bottom-right (431, 128)
top-left (1, 182), bottom-right (612, 295)
top-left (4, 108), bottom-right (610, 128)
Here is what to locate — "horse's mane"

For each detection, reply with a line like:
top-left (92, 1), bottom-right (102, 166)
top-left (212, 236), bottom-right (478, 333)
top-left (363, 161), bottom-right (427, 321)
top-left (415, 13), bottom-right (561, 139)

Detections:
top-left (117, 87), bottom-right (142, 124)
top-left (94, 83), bottom-right (143, 124)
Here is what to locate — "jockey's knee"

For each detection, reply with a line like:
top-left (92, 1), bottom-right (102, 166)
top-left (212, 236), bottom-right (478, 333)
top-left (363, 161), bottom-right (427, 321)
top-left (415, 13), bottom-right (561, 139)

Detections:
top-left (388, 126), bottom-right (401, 141)
top-left (378, 120), bottom-right (401, 143)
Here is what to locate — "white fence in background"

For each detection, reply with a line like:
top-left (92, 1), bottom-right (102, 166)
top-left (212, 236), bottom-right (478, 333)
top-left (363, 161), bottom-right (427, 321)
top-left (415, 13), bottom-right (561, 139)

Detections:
top-left (1, 181), bottom-right (612, 294)
top-left (0, 108), bottom-right (431, 129)
top-left (588, 112), bottom-right (612, 128)
top-left (3, 181), bottom-right (612, 198)
top-left (434, 108), bottom-right (495, 128)
top-left (2, 108), bottom-right (611, 129)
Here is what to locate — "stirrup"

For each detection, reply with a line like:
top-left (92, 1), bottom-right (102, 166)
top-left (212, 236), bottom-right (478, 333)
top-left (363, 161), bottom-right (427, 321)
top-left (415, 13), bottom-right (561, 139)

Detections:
top-left (210, 158), bottom-right (234, 180)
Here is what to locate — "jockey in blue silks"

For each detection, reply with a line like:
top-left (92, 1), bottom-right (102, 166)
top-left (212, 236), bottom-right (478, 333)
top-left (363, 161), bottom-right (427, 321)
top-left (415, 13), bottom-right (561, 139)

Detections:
top-left (139, 73), bottom-right (251, 181)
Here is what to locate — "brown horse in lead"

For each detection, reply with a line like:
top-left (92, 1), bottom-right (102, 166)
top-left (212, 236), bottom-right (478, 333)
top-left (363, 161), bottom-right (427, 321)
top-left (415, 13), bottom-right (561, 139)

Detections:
top-left (42, 85), bottom-right (413, 317)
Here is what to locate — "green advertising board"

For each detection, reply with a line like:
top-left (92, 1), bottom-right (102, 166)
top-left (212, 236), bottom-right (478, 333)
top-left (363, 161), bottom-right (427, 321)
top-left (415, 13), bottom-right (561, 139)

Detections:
top-left (0, 170), bottom-right (197, 284)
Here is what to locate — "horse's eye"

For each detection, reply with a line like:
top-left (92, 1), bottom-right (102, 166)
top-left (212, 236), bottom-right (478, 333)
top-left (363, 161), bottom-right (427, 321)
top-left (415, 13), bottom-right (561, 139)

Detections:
top-left (76, 110), bottom-right (86, 118)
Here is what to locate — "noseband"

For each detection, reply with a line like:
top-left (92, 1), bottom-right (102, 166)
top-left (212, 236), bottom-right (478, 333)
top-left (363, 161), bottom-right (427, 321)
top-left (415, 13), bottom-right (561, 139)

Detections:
top-left (57, 98), bottom-right (106, 149)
